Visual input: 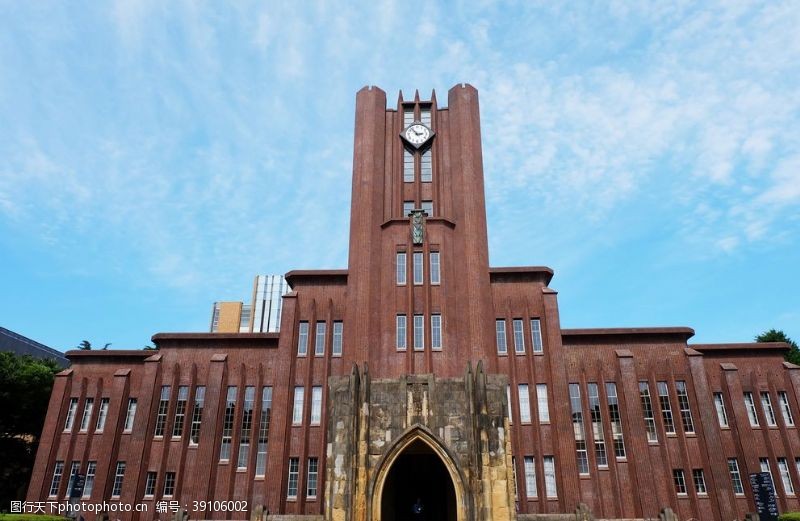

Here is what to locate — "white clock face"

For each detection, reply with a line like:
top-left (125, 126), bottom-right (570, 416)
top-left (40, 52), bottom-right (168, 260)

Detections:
top-left (404, 123), bottom-right (431, 146)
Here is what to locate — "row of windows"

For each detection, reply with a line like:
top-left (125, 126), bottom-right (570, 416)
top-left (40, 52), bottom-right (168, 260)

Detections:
top-left (297, 321), bottom-right (343, 357)
top-left (144, 471), bottom-right (176, 498)
top-left (403, 200), bottom-right (433, 217)
top-left (63, 397), bottom-right (111, 433)
top-left (720, 457), bottom-right (800, 498)
top-left (292, 385), bottom-right (323, 426)
top-left (219, 386), bottom-right (273, 474)
top-left (404, 106), bottom-right (431, 127)
top-left (737, 390), bottom-right (795, 428)
top-left (396, 314), bottom-right (442, 351)
top-left (672, 468), bottom-right (707, 495)
top-left (512, 455), bottom-right (558, 499)
top-left (569, 382), bottom-right (626, 474)
top-left (638, 380), bottom-right (695, 442)
top-left (506, 384), bottom-right (550, 425)
top-left (396, 252), bottom-right (440, 285)
top-left (403, 148), bottom-right (432, 183)
top-left (153, 386), bottom-right (205, 443)
top-left (287, 457), bottom-right (319, 499)
top-left (496, 318), bottom-right (544, 355)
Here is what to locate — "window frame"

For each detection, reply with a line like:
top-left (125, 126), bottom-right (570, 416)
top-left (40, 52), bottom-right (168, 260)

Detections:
top-left (396, 314), bottom-right (407, 351)
top-left (496, 319), bottom-right (507, 354)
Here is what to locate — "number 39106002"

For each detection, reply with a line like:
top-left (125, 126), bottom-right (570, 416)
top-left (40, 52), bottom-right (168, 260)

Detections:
top-left (192, 500), bottom-right (248, 512)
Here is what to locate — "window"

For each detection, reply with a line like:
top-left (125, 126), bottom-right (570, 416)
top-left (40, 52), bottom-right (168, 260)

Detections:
top-left (314, 321), bottom-right (326, 356)
top-left (543, 456), bottom-right (557, 498)
top-left (518, 384), bottom-right (531, 423)
top-left (606, 383), bottom-right (625, 458)
top-left (95, 398), bottom-right (109, 432)
top-left (255, 387), bottom-right (273, 476)
top-left (211, 303), bottom-right (220, 332)
top-left (512, 456), bottom-right (518, 500)
top-left (172, 386), bottom-right (189, 438)
top-left (714, 392), bottom-right (729, 427)
top-left (65, 461), bottom-right (80, 498)
top-left (238, 386), bottom-right (255, 469)
top-left (524, 456), bottom-right (537, 498)
top-left (307, 457), bottom-right (319, 498)
top-left (431, 314), bottom-right (442, 351)
top-left (154, 386), bottom-right (171, 437)
top-left (420, 107), bottom-right (431, 126)
top-left (513, 319), bottom-right (525, 354)
top-left (496, 320), bottom-right (507, 354)
top-left (536, 384), bottom-right (550, 423)
top-left (79, 398), bottom-right (94, 432)
top-left (293, 386), bottom-right (305, 425)
top-left (240, 304), bottom-right (251, 332)
top-left (693, 469), bottom-right (707, 494)
top-left (403, 201), bottom-right (414, 216)
top-left (569, 383), bottom-right (589, 474)
top-left (761, 458), bottom-right (776, 496)
top-left (744, 392), bottom-right (759, 426)
top-left (404, 106), bottom-right (415, 127)
top-left (111, 461), bottom-right (126, 497)
top-left (49, 461), bottom-right (64, 497)
top-left (779, 391), bottom-right (795, 426)
top-left (396, 253), bottom-right (407, 285)
top-left (639, 382), bottom-right (658, 442)
top-left (530, 319), bottom-right (543, 353)
top-left (83, 461), bottom-right (96, 499)
top-left (190, 387), bottom-right (205, 444)
top-left (761, 392), bottom-right (777, 427)
top-left (728, 458), bottom-right (745, 494)
top-left (163, 472), bottom-right (176, 497)
top-left (506, 385), bottom-right (513, 424)
top-left (675, 381), bottom-right (695, 433)
top-left (413, 252), bottom-right (424, 285)
top-left (311, 386), bottom-right (323, 426)
top-left (287, 458), bottom-right (300, 499)
top-left (414, 315), bottom-right (424, 350)
top-left (297, 321), bottom-right (309, 356)
top-left (64, 398), bottom-right (78, 431)
top-left (430, 252), bottom-right (440, 284)
top-left (333, 321), bottom-right (343, 356)
top-left (124, 398), bottom-right (137, 432)
top-left (657, 382), bottom-right (675, 434)
top-left (403, 149), bottom-right (414, 182)
top-left (220, 386), bottom-right (237, 461)
top-left (778, 458), bottom-right (795, 495)
top-left (673, 469), bottom-right (687, 495)
top-left (587, 383), bottom-right (608, 467)
top-left (421, 200), bottom-right (433, 216)
top-left (420, 149), bottom-right (432, 182)
top-left (796, 458), bottom-right (800, 490)
top-left (396, 315), bottom-right (407, 350)
top-left (144, 472), bottom-right (157, 497)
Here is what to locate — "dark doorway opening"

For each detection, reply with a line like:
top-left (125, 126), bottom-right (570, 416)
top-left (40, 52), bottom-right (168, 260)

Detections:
top-left (380, 439), bottom-right (457, 521)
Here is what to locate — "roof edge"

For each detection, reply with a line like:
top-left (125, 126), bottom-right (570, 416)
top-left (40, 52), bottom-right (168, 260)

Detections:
top-left (285, 269), bottom-right (348, 288)
top-left (562, 327), bottom-right (695, 341)
top-left (489, 266), bottom-right (554, 285)
top-left (690, 342), bottom-right (790, 353)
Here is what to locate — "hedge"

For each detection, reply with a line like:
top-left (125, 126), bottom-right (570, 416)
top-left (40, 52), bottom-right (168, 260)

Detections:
top-left (779, 513), bottom-right (800, 521)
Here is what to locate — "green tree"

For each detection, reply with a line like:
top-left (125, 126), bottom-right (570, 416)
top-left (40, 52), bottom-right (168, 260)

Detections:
top-left (77, 340), bottom-right (91, 350)
top-left (756, 329), bottom-right (800, 366)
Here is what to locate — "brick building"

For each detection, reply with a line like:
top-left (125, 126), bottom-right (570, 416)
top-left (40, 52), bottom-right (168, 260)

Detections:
top-left (27, 85), bottom-right (800, 521)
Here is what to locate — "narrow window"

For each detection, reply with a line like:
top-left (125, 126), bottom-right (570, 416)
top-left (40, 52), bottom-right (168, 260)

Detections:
top-left (82, 461), bottom-right (96, 499)
top-left (506, 384), bottom-right (513, 424)
top-left (413, 252), bottom-right (424, 285)
top-left (761, 392), bottom-right (777, 427)
top-left (172, 386), bottom-right (189, 438)
top-left (431, 314), bottom-right (442, 350)
top-left (729, 458), bottom-right (745, 494)
top-left (744, 392), bottom-right (759, 426)
top-left (430, 252), bottom-right (440, 284)
top-left (64, 398), bottom-right (78, 431)
top-left (189, 387), bottom-right (205, 445)
top-left (255, 387), bottom-right (273, 476)
top-left (307, 457), bottom-right (319, 498)
top-left (413, 314), bottom-right (424, 350)
top-left (513, 319), bottom-right (525, 354)
top-left (111, 461), bottom-right (126, 497)
top-left (311, 386), bottom-right (323, 426)
top-left (530, 318), bottom-right (543, 353)
top-left (403, 201), bottom-right (414, 216)
top-left (536, 384), bottom-right (550, 423)
top-left (49, 461), bottom-right (64, 497)
top-left (713, 392), bottom-right (729, 427)
top-left (404, 106), bottom-right (415, 127)
top-left (396, 315), bottom-right (407, 350)
top-left (163, 471), bottom-right (176, 497)
top-left (778, 458), bottom-right (794, 495)
top-left (420, 107), bottom-right (431, 127)
top-left (144, 472), bottom-right (157, 497)
top-left (292, 386), bottom-right (305, 425)
top-left (639, 382), bottom-right (658, 442)
top-left (693, 469), bottom-right (707, 494)
top-left (124, 398), bottom-right (137, 432)
top-left (396, 253), bottom-right (407, 285)
top-left (420, 149), bottom-right (432, 182)
top-left (779, 391), bottom-right (795, 426)
top-left (333, 321), bottom-right (343, 356)
top-left (518, 384), bottom-right (531, 423)
top-left (543, 456), bottom-right (557, 498)
top-left (569, 383), bottom-right (589, 474)
top-left (79, 398), bottom-right (94, 432)
top-left (237, 386), bottom-right (255, 469)
top-left (421, 200), bottom-right (433, 216)
top-left (297, 321), bottom-right (309, 356)
top-left (657, 382), bottom-right (675, 434)
top-left (496, 319), bottom-right (507, 354)
top-left (154, 385), bottom-right (171, 437)
top-left (587, 383), bottom-right (607, 467)
top-left (675, 381), bottom-right (694, 433)
top-left (606, 382), bottom-right (625, 458)
top-left (239, 304), bottom-right (251, 333)
top-left (219, 386), bottom-right (237, 461)
top-left (403, 148), bottom-right (415, 182)
top-left (761, 458), bottom-right (776, 496)
top-left (65, 461), bottom-right (80, 498)
top-left (524, 456), bottom-right (537, 498)
top-left (314, 321), bottom-right (326, 356)
top-left (287, 458), bottom-right (300, 499)
top-left (95, 398), bottom-right (109, 432)
top-left (673, 469), bottom-right (687, 495)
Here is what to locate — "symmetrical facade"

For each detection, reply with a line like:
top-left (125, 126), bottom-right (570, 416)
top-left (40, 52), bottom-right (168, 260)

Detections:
top-left (27, 85), bottom-right (800, 521)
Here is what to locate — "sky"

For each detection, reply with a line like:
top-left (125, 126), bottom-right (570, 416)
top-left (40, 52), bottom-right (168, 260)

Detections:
top-left (0, 1), bottom-right (798, 352)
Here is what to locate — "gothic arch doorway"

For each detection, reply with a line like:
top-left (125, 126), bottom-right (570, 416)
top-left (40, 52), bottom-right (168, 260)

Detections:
top-left (371, 428), bottom-right (465, 521)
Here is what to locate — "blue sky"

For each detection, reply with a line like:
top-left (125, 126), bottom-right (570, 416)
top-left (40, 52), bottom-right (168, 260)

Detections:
top-left (1, 1), bottom-right (798, 351)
